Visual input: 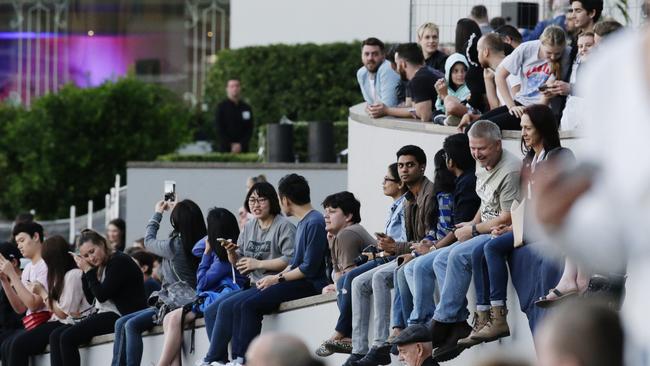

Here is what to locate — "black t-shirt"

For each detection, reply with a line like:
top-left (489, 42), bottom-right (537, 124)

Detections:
top-left (0, 288), bottom-right (23, 331)
top-left (452, 171), bottom-right (481, 225)
top-left (215, 99), bottom-right (254, 152)
top-left (465, 64), bottom-right (487, 112)
top-left (425, 50), bottom-right (448, 74)
top-left (408, 67), bottom-right (439, 104)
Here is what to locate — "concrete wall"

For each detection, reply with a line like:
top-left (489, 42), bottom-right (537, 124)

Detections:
top-left (125, 163), bottom-right (347, 244)
top-left (347, 103), bottom-right (586, 235)
top-left (230, 0), bottom-right (410, 48)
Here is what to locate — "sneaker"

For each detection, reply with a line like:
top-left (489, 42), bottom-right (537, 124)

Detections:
top-left (315, 340), bottom-right (334, 357)
top-left (342, 353), bottom-right (364, 366)
top-left (323, 339), bottom-right (352, 354)
top-left (352, 344), bottom-right (391, 366)
top-left (194, 361), bottom-right (226, 366)
top-left (433, 114), bottom-right (446, 125)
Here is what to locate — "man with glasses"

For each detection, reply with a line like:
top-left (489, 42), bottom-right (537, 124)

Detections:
top-left (342, 145), bottom-right (438, 366)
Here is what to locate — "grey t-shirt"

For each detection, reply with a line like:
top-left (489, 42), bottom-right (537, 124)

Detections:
top-left (329, 224), bottom-right (376, 274)
top-left (475, 150), bottom-right (522, 223)
top-left (236, 215), bottom-right (296, 282)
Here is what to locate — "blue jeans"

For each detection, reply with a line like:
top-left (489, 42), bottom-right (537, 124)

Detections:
top-left (433, 235), bottom-right (491, 323)
top-left (111, 308), bottom-right (155, 366)
top-left (484, 232), bottom-right (515, 302)
top-left (334, 259), bottom-right (384, 336)
top-left (403, 249), bottom-right (445, 325)
top-left (391, 264), bottom-right (412, 329)
top-left (203, 288), bottom-right (258, 363)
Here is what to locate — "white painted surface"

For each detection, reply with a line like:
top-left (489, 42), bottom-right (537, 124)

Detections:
top-left (347, 103), bottom-right (585, 235)
top-left (230, 0), bottom-right (410, 48)
top-left (125, 164), bottom-right (347, 245)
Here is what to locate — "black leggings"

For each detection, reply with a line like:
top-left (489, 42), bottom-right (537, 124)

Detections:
top-left (1, 321), bottom-right (65, 366)
top-left (49, 312), bottom-right (120, 366)
top-left (479, 104), bottom-right (523, 131)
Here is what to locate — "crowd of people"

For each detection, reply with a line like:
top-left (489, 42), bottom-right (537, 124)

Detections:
top-left (0, 2), bottom-right (636, 366)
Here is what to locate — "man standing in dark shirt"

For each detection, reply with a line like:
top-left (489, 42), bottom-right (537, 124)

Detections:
top-left (0, 242), bottom-right (24, 358)
top-left (368, 43), bottom-right (442, 122)
top-left (215, 78), bottom-right (254, 153)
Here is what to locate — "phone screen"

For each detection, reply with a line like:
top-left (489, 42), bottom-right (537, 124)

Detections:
top-left (164, 180), bottom-right (176, 202)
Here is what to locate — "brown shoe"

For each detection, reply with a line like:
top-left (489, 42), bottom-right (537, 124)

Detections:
top-left (457, 310), bottom-right (490, 348)
top-left (471, 306), bottom-right (510, 342)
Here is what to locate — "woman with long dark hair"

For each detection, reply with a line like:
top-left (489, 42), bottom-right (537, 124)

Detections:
top-left (157, 207), bottom-right (248, 366)
top-left (49, 230), bottom-right (146, 366)
top-left (106, 218), bottom-right (126, 252)
top-left (111, 199), bottom-right (207, 366)
top-left (459, 104), bottom-right (568, 348)
top-left (3, 235), bottom-right (93, 366)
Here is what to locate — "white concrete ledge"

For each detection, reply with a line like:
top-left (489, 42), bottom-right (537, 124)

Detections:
top-left (42, 294), bottom-right (338, 352)
top-left (348, 103), bottom-right (583, 140)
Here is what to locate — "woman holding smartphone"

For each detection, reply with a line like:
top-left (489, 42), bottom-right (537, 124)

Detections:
top-left (111, 199), bottom-right (206, 366)
top-left (196, 182), bottom-right (296, 366)
top-left (49, 230), bottom-right (146, 366)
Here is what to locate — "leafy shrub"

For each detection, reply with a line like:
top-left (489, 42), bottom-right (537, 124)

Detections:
top-left (0, 78), bottom-right (191, 219)
top-left (157, 152), bottom-right (260, 163)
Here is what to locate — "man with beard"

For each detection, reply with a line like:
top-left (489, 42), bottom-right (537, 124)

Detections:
top-left (356, 38), bottom-right (401, 111)
top-left (368, 43), bottom-right (440, 122)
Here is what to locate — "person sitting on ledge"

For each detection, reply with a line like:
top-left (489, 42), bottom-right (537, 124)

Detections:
top-left (357, 37), bottom-right (401, 111)
top-left (367, 43), bottom-right (441, 122)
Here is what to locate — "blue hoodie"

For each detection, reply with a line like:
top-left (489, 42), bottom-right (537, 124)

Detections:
top-left (435, 53), bottom-right (472, 113)
top-left (192, 237), bottom-right (248, 292)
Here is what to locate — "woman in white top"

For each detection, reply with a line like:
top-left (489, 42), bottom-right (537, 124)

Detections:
top-left (3, 235), bottom-right (93, 366)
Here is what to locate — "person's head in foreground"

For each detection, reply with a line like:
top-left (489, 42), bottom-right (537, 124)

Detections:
top-left (392, 324), bottom-right (434, 366)
top-left (536, 299), bottom-right (623, 366)
top-left (246, 332), bottom-right (317, 366)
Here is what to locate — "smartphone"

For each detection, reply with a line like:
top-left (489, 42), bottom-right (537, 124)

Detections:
top-left (538, 85), bottom-right (549, 92)
top-left (164, 180), bottom-right (176, 202)
top-left (374, 232), bottom-right (387, 239)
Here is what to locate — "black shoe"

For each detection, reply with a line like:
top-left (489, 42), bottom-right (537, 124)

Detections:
top-left (342, 353), bottom-right (364, 366)
top-left (429, 320), bottom-right (454, 349)
top-left (390, 343), bottom-right (399, 356)
top-left (432, 321), bottom-right (472, 362)
top-left (352, 344), bottom-right (391, 366)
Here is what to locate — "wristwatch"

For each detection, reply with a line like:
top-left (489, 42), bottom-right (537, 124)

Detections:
top-left (278, 273), bottom-right (286, 283)
top-left (471, 224), bottom-right (480, 237)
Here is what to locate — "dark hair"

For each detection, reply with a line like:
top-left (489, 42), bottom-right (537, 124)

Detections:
top-left (130, 250), bottom-right (155, 276)
top-left (489, 16), bottom-right (507, 30)
top-left (570, 0), bottom-right (604, 23)
top-left (494, 25), bottom-right (523, 45)
top-left (395, 43), bottom-right (424, 65)
top-left (14, 213), bottom-right (34, 225)
top-left (362, 37), bottom-right (385, 52)
top-left (521, 104), bottom-right (561, 158)
top-left (433, 149), bottom-right (456, 195)
top-left (170, 199), bottom-right (207, 269)
top-left (278, 174), bottom-right (311, 205)
top-left (244, 182), bottom-right (282, 216)
top-left (443, 133), bottom-right (475, 171)
top-left (593, 20), bottom-right (622, 37)
top-left (455, 18), bottom-right (482, 67)
top-left (108, 218), bottom-right (126, 252)
top-left (386, 44), bottom-right (399, 64)
top-left (42, 235), bottom-right (77, 308)
top-left (322, 191), bottom-right (362, 224)
top-left (396, 145), bottom-right (427, 165)
top-left (77, 229), bottom-right (113, 274)
top-left (12, 221), bottom-right (44, 242)
top-left (388, 163), bottom-right (408, 194)
top-left (206, 207), bottom-right (239, 262)
top-left (471, 4), bottom-right (489, 20)
top-left (226, 77), bottom-right (240, 85)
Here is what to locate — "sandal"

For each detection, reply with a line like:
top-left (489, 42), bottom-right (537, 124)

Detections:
top-left (535, 289), bottom-right (578, 308)
top-left (315, 341), bottom-right (334, 357)
top-left (324, 338), bottom-right (353, 354)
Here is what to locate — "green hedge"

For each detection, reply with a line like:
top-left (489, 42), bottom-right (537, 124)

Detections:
top-left (204, 42), bottom-right (363, 147)
top-left (0, 79), bottom-right (191, 219)
top-left (157, 152), bottom-right (260, 163)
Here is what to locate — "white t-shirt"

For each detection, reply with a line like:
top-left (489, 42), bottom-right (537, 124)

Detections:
top-left (21, 259), bottom-right (48, 315)
top-left (52, 269), bottom-right (93, 324)
top-left (497, 74), bottom-right (523, 106)
top-left (499, 40), bottom-right (558, 106)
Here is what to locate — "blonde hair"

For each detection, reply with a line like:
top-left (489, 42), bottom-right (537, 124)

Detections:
top-left (417, 22), bottom-right (440, 40)
top-left (539, 25), bottom-right (566, 47)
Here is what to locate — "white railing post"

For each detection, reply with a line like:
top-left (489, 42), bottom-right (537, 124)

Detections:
top-left (105, 193), bottom-right (111, 226)
top-left (69, 205), bottom-right (76, 244)
top-left (110, 188), bottom-right (116, 222)
top-left (87, 200), bottom-right (93, 229)
top-left (114, 174), bottom-right (120, 219)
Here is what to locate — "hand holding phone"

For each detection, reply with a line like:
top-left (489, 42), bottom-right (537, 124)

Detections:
top-left (374, 232), bottom-right (387, 239)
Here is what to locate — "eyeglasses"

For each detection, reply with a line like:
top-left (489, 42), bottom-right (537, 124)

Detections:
top-left (383, 177), bottom-right (400, 184)
top-left (247, 197), bottom-right (268, 206)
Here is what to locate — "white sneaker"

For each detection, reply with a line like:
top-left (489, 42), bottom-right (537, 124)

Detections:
top-left (194, 361), bottom-right (226, 366)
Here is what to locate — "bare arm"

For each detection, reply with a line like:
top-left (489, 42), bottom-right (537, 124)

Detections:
top-left (414, 100), bottom-right (433, 122)
top-left (0, 277), bottom-right (26, 314)
top-left (496, 67), bottom-right (515, 109)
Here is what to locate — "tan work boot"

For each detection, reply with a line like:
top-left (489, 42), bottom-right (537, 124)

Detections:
top-left (471, 305), bottom-right (511, 342)
top-left (457, 310), bottom-right (490, 348)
